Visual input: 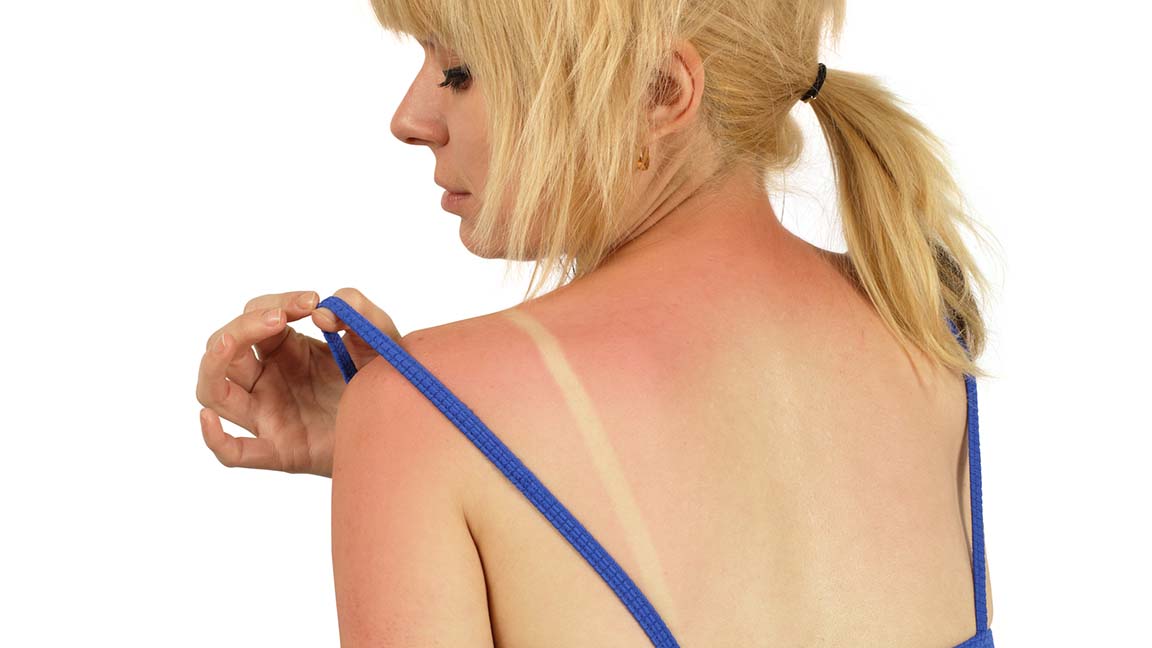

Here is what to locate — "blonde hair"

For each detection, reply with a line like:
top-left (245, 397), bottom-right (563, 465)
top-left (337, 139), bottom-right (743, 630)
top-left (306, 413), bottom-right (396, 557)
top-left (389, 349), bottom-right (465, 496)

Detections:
top-left (371, 0), bottom-right (999, 379)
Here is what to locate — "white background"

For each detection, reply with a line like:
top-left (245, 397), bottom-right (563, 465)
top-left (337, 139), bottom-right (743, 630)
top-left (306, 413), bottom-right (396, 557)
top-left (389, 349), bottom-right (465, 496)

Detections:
top-left (2, 0), bottom-right (1148, 645)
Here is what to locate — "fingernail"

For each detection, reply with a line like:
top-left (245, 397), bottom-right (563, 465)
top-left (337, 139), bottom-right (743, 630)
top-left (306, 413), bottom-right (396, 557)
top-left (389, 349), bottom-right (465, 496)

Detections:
top-left (263, 307), bottom-right (281, 325)
top-left (297, 292), bottom-right (316, 308)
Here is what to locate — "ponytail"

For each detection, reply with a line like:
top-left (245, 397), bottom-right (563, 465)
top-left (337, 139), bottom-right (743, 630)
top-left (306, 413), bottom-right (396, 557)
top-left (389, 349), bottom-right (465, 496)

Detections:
top-left (807, 68), bottom-right (996, 379)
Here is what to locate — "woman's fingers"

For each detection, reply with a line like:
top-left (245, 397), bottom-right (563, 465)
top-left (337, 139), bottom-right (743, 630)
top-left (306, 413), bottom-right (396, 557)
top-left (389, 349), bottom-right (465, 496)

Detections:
top-left (198, 290), bottom-right (324, 472)
top-left (197, 293), bottom-right (311, 425)
top-left (196, 331), bottom-right (258, 431)
top-left (200, 407), bottom-right (279, 470)
top-left (244, 291), bottom-right (318, 360)
top-left (243, 290), bottom-right (318, 320)
top-left (224, 341), bottom-right (262, 393)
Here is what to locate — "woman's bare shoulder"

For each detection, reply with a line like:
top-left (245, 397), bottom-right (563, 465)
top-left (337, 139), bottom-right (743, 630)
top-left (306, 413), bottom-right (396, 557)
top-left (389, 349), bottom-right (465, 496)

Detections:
top-left (389, 301), bottom-right (541, 375)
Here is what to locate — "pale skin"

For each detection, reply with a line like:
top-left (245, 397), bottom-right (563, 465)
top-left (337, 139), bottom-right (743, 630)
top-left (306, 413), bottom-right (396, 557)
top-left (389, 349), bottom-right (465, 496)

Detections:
top-left (198, 35), bottom-right (991, 646)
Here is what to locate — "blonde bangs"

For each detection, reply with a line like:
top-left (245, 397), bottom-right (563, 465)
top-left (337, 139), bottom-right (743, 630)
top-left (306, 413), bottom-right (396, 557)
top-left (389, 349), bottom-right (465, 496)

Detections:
top-left (369, 0), bottom-right (454, 46)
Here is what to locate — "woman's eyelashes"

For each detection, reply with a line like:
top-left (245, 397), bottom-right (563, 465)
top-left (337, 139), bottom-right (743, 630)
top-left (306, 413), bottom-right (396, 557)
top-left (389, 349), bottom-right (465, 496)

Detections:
top-left (438, 64), bottom-right (472, 93)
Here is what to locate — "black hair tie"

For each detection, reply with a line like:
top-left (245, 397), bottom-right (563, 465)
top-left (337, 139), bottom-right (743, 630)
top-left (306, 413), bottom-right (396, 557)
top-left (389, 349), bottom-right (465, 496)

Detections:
top-left (801, 62), bottom-right (827, 103)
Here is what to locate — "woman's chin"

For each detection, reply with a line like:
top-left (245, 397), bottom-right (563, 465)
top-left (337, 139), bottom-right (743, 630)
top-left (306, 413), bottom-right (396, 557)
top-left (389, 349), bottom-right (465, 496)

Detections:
top-left (458, 220), bottom-right (502, 259)
top-left (456, 213), bottom-right (543, 261)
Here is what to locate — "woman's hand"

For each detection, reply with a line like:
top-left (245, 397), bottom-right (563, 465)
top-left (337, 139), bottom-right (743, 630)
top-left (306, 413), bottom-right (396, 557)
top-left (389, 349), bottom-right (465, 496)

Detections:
top-left (196, 287), bottom-right (401, 478)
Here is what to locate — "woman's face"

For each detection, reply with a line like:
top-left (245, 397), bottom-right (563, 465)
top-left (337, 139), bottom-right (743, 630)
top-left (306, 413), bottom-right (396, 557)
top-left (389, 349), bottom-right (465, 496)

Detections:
top-left (388, 36), bottom-right (701, 262)
top-left (390, 37), bottom-right (501, 256)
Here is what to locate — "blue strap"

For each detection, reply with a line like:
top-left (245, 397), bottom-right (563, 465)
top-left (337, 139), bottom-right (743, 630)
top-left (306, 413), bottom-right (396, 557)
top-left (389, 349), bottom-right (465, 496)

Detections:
top-left (318, 296), bottom-right (681, 647)
top-left (946, 318), bottom-right (990, 633)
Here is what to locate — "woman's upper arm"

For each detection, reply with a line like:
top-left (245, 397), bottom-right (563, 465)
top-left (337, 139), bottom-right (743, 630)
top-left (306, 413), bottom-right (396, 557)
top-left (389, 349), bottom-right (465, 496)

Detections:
top-left (331, 354), bottom-right (495, 647)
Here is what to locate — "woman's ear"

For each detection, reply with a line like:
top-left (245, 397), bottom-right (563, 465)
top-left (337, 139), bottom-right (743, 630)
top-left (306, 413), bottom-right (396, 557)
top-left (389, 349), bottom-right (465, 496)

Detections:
top-left (646, 40), bottom-right (706, 140)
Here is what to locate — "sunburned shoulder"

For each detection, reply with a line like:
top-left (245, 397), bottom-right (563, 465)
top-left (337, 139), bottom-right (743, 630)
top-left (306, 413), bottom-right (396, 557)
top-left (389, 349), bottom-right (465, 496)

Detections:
top-left (393, 309), bottom-right (536, 379)
top-left (348, 309), bottom-right (526, 417)
top-left (344, 306), bottom-right (547, 469)
top-left (393, 298), bottom-right (605, 374)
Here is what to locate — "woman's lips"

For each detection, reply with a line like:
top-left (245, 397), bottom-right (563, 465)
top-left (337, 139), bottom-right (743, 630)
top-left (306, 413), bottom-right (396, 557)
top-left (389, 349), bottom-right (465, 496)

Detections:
top-left (441, 190), bottom-right (470, 212)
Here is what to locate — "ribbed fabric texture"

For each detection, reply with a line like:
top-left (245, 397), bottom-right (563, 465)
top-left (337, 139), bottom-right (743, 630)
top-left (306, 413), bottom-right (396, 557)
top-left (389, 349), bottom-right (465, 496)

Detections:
top-left (321, 295), bottom-right (993, 647)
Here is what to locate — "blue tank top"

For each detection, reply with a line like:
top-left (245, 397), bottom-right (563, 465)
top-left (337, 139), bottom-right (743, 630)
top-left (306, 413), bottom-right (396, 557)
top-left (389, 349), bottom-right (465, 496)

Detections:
top-left (319, 295), bottom-right (994, 647)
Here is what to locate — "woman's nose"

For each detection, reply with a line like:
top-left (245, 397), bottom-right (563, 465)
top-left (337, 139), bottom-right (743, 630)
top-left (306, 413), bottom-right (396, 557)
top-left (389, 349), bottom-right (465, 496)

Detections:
top-left (390, 75), bottom-right (447, 147)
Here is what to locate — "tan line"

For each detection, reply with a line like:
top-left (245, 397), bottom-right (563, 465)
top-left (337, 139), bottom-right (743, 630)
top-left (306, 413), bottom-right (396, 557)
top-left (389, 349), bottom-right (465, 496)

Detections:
top-left (499, 307), bottom-right (680, 629)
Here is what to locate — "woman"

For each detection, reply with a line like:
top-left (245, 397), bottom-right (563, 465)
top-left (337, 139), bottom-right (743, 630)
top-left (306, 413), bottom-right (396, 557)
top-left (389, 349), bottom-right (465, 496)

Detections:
top-left (196, 0), bottom-right (996, 645)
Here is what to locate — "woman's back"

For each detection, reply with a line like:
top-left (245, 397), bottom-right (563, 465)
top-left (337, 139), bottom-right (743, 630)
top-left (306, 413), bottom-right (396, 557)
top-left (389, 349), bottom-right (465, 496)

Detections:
top-left (414, 216), bottom-right (992, 646)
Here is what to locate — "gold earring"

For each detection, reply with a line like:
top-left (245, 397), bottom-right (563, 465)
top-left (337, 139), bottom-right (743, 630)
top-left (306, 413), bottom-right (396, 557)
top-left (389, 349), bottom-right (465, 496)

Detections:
top-left (636, 145), bottom-right (649, 171)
